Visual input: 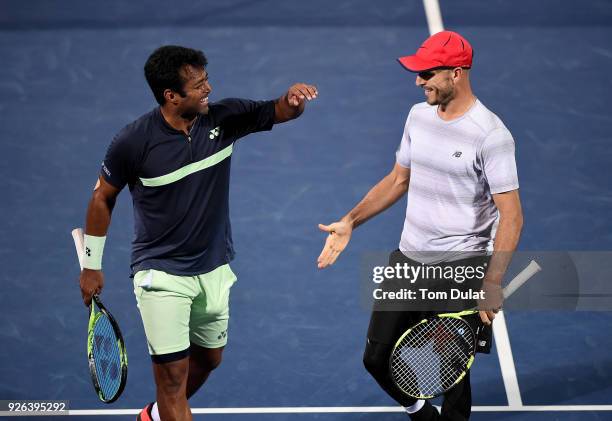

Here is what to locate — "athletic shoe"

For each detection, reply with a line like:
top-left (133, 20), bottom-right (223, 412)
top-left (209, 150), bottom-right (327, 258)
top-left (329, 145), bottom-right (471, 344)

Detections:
top-left (408, 401), bottom-right (439, 420)
top-left (136, 402), bottom-right (154, 421)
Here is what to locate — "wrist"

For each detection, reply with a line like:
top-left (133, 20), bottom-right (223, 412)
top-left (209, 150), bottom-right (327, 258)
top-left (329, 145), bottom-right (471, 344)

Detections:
top-left (484, 272), bottom-right (503, 284)
top-left (83, 234), bottom-right (106, 270)
top-left (341, 214), bottom-right (355, 229)
top-left (281, 93), bottom-right (292, 107)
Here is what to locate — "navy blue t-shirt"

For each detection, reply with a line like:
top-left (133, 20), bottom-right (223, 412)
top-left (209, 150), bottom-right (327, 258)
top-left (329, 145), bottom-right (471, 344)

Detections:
top-left (101, 98), bottom-right (275, 276)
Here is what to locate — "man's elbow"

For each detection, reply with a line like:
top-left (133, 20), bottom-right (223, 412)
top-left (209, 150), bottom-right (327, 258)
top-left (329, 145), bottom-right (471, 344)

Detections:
top-left (387, 172), bottom-right (407, 194)
top-left (394, 174), bottom-right (410, 194)
top-left (92, 189), bottom-right (117, 210)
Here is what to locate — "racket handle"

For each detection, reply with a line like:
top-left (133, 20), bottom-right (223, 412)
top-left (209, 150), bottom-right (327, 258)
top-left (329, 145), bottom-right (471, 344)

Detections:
top-left (502, 259), bottom-right (541, 299)
top-left (443, 259), bottom-right (542, 315)
top-left (72, 227), bottom-right (85, 270)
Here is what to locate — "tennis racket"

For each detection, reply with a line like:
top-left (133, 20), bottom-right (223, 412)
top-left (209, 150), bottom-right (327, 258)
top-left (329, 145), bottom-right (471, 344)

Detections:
top-left (389, 259), bottom-right (541, 399)
top-left (72, 227), bottom-right (128, 403)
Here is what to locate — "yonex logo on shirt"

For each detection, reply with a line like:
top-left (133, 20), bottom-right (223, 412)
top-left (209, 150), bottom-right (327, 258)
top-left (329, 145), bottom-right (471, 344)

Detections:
top-left (102, 162), bottom-right (111, 177)
top-left (209, 127), bottom-right (220, 140)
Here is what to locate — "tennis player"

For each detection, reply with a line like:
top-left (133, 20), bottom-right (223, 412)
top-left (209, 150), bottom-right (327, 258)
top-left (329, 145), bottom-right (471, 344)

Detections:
top-left (317, 31), bottom-right (523, 420)
top-left (78, 45), bottom-right (317, 421)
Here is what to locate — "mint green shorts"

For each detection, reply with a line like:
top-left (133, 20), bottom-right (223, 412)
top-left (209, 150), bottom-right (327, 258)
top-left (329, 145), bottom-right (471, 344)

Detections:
top-left (133, 264), bottom-right (237, 356)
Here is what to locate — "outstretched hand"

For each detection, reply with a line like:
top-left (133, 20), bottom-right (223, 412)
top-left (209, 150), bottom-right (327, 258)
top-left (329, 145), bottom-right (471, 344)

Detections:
top-left (317, 219), bottom-right (352, 269)
top-left (274, 83), bottom-right (318, 123)
top-left (286, 83), bottom-right (318, 107)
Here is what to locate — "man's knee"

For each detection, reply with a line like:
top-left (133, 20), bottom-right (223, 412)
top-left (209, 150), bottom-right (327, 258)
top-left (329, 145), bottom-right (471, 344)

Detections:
top-left (363, 338), bottom-right (420, 408)
top-left (154, 358), bottom-right (189, 396)
top-left (191, 344), bottom-right (223, 372)
top-left (363, 339), bottom-right (391, 380)
top-left (202, 353), bottom-right (222, 371)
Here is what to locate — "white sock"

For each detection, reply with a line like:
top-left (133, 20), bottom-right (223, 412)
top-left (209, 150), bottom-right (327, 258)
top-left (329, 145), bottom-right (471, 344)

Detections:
top-left (151, 402), bottom-right (161, 421)
top-left (405, 399), bottom-right (425, 414)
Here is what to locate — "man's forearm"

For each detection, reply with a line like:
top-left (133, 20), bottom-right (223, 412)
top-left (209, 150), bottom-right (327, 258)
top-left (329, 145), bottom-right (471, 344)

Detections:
top-left (343, 172), bottom-right (408, 229)
top-left (486, 213), bottom-right (523, 282)
top-left (85, 192), bottom-right (116, 236)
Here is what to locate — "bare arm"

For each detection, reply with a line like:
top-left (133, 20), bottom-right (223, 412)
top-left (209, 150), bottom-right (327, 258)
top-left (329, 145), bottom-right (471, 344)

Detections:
top-left (317, 163), bottom-right (411, 268)
top-left (79, 176), bottom-right (121, 305)
top-left (480, 189), bottom-right (523, 323)
top-left (342, 163), bottom-right (411, 229)
top-left (86, 176), bottom-right (120, 235)
top-left (274, 83), bottom-right (318, 123)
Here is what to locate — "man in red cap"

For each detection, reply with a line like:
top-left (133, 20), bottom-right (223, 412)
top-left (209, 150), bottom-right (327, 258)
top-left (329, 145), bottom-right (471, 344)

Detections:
top-left (397, 30), bottom-right (474, 115)
top-left (318, 31), bottom-right (523, 420)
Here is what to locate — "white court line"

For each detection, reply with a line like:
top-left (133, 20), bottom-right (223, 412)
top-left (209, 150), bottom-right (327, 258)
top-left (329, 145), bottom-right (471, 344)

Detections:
top-left (422, 0), bottom-right (444, 35)
top-left (492, 310), bottom-right (524, 407)
top-left (4, 405), bottom-right (612, 416)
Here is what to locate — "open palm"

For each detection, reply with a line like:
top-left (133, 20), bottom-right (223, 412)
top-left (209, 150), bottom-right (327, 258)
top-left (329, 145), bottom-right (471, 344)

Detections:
top-left (317, 220), bottom-right (352, 269)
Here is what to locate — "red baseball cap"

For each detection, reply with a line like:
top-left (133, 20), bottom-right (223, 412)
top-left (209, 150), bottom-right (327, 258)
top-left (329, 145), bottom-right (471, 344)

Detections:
top-left (398, 31), bottom-right (473, 72)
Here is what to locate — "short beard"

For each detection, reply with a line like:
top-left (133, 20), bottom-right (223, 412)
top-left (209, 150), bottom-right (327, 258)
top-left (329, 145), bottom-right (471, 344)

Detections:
top-left (433, 86), bottom-right (455, 108)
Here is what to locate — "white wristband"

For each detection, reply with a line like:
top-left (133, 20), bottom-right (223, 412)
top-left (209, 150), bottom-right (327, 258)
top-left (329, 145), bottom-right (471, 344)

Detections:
top-left (83, 234), bottom-right (106, 270)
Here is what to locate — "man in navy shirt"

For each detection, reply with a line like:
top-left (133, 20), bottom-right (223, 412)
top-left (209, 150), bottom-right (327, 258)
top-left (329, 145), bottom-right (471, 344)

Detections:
top-left (78, 45), bottom-right (318, 421)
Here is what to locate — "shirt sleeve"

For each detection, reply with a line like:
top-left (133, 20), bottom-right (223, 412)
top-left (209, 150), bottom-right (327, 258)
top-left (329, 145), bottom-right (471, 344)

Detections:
top-left (480, 128), bottom-right (519, 194)
top-left (395, 110), bottom-right (412, 168)
top-left (100, 128), bottom-right (139, 190)
top-left (214, 98), bottom-right (275, 141)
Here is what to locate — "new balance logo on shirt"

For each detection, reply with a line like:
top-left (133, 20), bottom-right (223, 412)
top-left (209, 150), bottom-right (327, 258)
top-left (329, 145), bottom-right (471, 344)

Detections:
top-left (452, 151), bottom-right (462, 158)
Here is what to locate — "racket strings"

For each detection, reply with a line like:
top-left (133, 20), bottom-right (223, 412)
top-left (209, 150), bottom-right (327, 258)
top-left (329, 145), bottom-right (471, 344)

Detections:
top-left (397, 330), bottom-right (468, 393)
top-left (91, 314), bottom-right (122, 400)
top-left (393, 320), bottom-right (470, 394)
top-left (391, 317), bottom-right (475, 397)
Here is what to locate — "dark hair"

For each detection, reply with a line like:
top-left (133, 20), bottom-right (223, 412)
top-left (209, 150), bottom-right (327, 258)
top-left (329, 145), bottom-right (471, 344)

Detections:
top-left (144, 45), bottom-right (208, 105)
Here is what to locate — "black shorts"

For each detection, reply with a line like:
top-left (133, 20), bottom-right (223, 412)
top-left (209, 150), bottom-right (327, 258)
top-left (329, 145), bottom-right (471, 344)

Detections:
top-left (367, 250), bottom-right (493, 354)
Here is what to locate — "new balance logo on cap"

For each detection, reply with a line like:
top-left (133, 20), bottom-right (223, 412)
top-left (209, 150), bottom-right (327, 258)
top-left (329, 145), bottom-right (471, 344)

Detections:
top-left (452, 151), bottom-right (462, 158)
